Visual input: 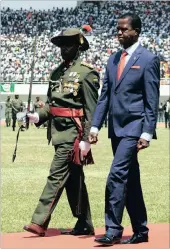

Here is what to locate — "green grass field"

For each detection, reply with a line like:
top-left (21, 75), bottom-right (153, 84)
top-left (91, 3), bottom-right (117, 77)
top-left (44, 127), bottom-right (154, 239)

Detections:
top-left (1, 126), bottom-right (169, 233)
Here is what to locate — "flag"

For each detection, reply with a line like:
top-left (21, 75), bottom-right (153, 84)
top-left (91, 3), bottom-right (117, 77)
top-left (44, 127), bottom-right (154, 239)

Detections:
top-left (0, 82), bottom-right (15, 92)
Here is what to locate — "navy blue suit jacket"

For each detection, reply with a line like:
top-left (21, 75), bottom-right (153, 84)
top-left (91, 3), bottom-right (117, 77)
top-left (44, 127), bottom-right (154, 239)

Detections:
top-left (92, 44), bottom-right (160, 138)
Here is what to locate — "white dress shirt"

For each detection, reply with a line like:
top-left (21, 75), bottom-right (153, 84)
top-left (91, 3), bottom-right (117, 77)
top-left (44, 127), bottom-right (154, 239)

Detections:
top-left (124, 41), bottom-right (140, 66)
top-left (91, 41), bottom-right (153, 142)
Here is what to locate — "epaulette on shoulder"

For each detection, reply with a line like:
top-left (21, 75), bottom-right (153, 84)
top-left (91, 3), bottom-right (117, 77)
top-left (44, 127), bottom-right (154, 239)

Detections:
top-left (81, 61), bottom-right (94, 69)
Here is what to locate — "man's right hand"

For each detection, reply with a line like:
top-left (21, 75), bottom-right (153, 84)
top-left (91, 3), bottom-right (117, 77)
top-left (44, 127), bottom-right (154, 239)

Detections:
top-left (88, 132), bottom-right (98, 144)
top-left (88, 126), bottom-right (99, 144)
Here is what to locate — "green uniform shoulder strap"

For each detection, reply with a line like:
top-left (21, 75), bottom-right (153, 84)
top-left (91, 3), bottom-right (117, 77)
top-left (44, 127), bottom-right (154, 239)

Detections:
top-left (80, 61), bottom-right (99, 76)
top-left (83, 67), bottom-right (100, 90)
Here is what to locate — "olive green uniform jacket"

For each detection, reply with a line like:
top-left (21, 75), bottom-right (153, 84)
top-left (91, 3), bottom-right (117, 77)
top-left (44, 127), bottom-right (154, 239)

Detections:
top-left (36, 58), bottom-right (100, 145)
top-left (11, 98), bottom-right (25, 114)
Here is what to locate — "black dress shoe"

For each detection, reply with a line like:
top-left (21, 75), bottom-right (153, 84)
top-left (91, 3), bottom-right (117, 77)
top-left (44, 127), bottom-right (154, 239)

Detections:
top-left (61, 227), bottom-right (95, 236)
top-left (95, 235), bottom-right (120, 246)
top-left (121, 233), bottom-right (148, 244)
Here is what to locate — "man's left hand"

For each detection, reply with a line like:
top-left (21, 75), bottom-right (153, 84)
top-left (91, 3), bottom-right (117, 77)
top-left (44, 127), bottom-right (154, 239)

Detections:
top-left (137, 138), bottom-right (149, 151)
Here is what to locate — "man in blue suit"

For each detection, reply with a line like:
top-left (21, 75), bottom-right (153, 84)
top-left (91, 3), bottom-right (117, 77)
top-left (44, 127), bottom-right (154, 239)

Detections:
top-left (89, 13), bottom-right (160, 246)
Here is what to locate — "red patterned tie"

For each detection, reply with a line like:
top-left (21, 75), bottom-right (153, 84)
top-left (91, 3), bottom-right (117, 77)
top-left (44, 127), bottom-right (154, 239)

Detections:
top-left (117, 51), bottom-right (128, 80)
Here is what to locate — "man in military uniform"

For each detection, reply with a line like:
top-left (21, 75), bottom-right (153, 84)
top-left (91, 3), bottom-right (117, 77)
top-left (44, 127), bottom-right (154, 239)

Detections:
top-left (34, 96), bottom-right (47, 128)
top-left (5, 95), bottom-right (12, 127)
top-left (34, 96), bottom-right (45, 112)
top-left (11, 94), bottom-right (25, 131)
top-left (23, 27), bottom-right (100, 237)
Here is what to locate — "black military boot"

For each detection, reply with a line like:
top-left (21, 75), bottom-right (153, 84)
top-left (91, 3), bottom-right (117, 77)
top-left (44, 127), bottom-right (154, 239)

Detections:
top-left (61, 219), bottom-right (94, 236)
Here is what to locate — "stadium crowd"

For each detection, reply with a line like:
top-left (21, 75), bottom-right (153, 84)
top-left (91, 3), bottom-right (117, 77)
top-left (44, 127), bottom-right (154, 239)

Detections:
top-left (1, 1), bottom-right (170, 82)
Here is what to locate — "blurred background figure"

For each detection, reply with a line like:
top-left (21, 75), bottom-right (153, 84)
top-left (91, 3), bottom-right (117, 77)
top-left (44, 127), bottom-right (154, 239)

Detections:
top-left (164, 99), bottom-right (170, 128)
top-left (33, 96), bottom-right (45, 112)
top-left (0, 103), bottom-right (3, 122)
top-left (11, 94), bottom-right (25, 131)
top-left (33, 96), bottom-right (47, 128)
top-left (158, 102), bottom-right (164, 122)
top-left (5, 95), bottom-right (12, 127)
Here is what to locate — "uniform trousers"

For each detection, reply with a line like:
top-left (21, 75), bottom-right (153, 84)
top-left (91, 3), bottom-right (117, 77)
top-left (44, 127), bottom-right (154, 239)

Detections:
top-left (164, 112), bottom-right (170, 128)
top-left (12, 111), bottom-right (17, 129)
top-left (5, 110), bottom-right (12, 126)
top-left (31, 142), bottom-right (93, 230)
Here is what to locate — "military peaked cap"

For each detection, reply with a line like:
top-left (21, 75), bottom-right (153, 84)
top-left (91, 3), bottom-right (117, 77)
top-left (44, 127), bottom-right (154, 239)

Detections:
top-left (51, 28), bottom-right (89, 51)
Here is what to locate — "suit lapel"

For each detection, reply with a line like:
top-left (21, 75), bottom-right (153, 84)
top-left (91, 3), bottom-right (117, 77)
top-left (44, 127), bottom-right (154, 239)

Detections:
top-left (115, 44), bottom-right (143, 90)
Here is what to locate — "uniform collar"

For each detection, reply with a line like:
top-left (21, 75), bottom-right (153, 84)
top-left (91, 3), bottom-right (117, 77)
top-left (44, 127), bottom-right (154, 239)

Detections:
top-left (64, 57), bottom-right (80, 67)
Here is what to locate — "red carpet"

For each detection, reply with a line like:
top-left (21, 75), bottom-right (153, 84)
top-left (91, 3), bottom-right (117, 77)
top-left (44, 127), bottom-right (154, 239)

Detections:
top-left (1, 224), bottom-right (169, 248)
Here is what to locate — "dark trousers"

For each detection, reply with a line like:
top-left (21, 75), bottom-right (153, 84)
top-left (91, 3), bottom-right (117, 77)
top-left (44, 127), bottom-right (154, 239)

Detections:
top-left (5, 111), bottom-right (11, 127)
top-left (158, 111), bottom-right (164, 122)
top-left (31, 143), bottom-right (93, 230)
top-left (12, 112), bottom-right (17, 130)
top-left (164, 112), bottom-right (170, 128)
top-left (105, 136), bottom-right (148, 238)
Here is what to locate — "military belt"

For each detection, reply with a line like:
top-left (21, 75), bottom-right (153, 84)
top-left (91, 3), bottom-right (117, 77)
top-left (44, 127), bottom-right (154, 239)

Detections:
top-left (49, 107), bottom-right (84, 117)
